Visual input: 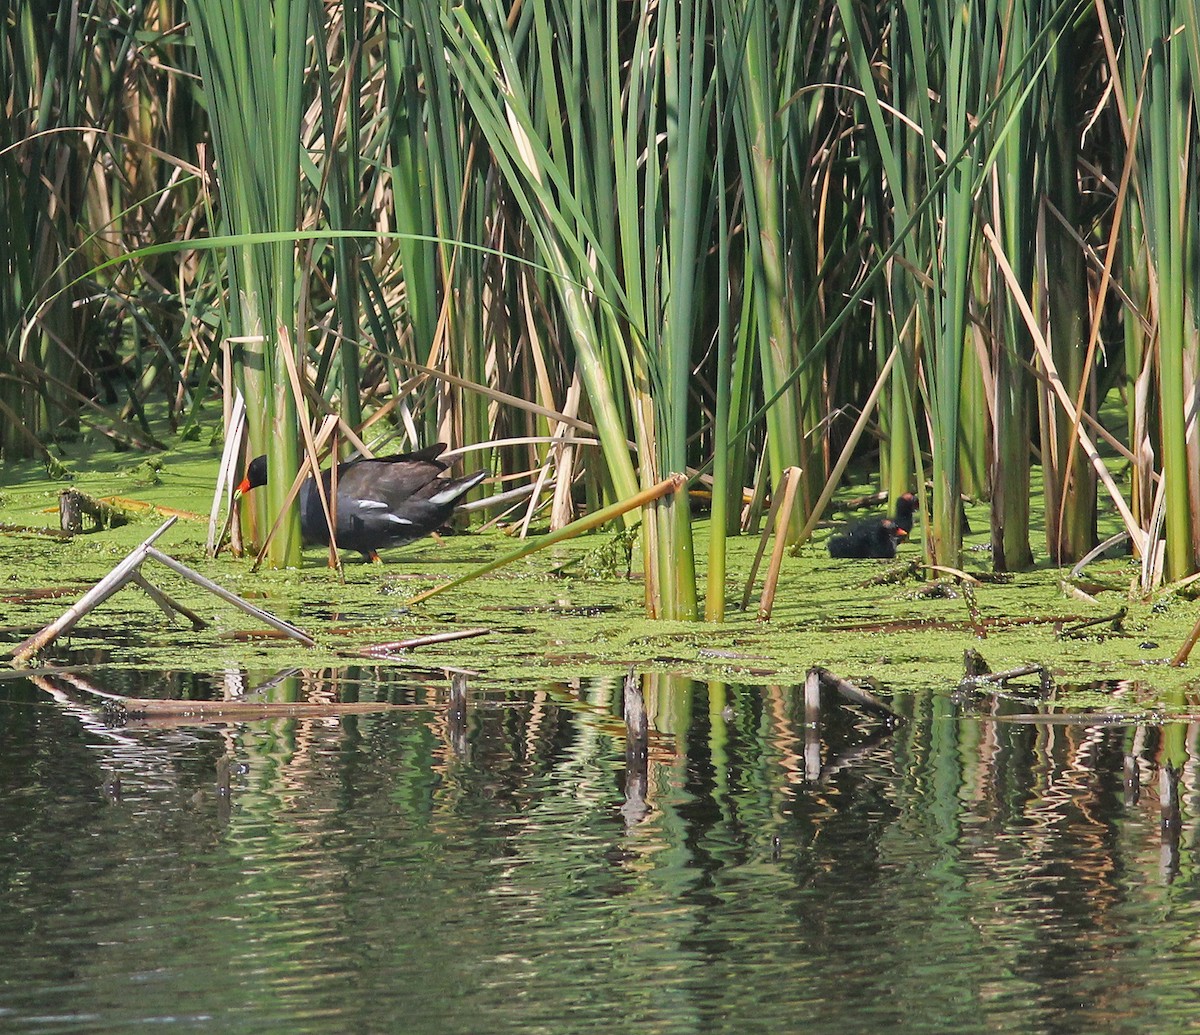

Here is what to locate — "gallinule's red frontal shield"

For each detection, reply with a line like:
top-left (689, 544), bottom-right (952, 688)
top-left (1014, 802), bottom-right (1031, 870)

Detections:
top-left (236, 444), bottom-right (486, 562)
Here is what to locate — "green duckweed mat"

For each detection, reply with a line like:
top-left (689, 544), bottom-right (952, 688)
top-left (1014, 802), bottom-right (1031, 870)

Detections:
top-left (1, 427), bottom-right (1196, 712)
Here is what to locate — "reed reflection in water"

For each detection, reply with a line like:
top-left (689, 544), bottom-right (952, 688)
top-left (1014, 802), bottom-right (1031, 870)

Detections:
top-left (0, 668), bottom-right (1197, 1033)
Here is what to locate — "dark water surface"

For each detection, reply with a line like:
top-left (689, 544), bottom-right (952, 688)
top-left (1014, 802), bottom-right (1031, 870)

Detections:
top-left (2, 668), bottom-right (1198, 1034)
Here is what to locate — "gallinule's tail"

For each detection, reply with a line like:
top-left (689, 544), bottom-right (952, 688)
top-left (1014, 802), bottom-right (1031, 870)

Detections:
top-left (828, 517), bottom-right (906, 559)
top-left (237, 444), bottom-right (487, 562)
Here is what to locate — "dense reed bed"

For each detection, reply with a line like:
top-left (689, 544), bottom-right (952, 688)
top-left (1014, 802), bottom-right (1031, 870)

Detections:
top-left (3, 0), bottom-right (1198, 617)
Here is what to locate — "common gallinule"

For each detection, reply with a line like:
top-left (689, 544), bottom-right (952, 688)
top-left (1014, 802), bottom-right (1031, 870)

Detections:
top-left (828, 517), bottom-right (907, 559)
top-left (236, 444), bottom-right (487, 562)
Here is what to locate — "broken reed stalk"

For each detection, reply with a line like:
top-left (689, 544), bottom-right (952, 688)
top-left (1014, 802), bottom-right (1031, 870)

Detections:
top-left (404, 474), bottom-right (686, 606)
top-left (208, 388), bottom-right (245, 556)
top-left (758, 467), bottom-right (803, 620)
top-left (250, 412), bottom-right (341, 573)
top-left (127, 571), bottom-right (208, 630)
top-left (1171, 611), bottom-right (1200, 667)
top-left (359, 628), bottom-right (491, 655)
top-left (10, 517), bottom-right (316, 664)
top-left (9, 518), bottom-right (178, 663)
top-left (143, 547), bottom-right (315, 646)
top-left (59, 489), bottom-right (129, 534)
top-left (791, 343), bottom-right (901, 552)
top-left (741, 468), bottom-right (794, 611)
top-left (808, 666), bottom-right (900, 721)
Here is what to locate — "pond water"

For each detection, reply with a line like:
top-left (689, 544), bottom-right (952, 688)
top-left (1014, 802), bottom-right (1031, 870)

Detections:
top-left (2, 667), bottom-right (1198, 1034)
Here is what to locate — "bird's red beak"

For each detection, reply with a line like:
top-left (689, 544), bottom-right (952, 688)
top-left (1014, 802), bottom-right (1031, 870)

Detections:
top-left (235, 476), bottom-right (252, 497)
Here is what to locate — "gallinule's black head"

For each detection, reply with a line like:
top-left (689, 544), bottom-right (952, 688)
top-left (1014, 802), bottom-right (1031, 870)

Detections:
top-left (828, 517), bottom-right (907, 559)
top-left (893, 491), bottom-right (918, 534)
top-left (236, 444), bottom-right (486, 562)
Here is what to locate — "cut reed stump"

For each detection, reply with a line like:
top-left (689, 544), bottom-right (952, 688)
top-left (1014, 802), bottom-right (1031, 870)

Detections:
top-left (806, 666), bottom-right (901, 723)
top-left (9, 517), bottom-right (314, 664)
top-left (59, 489), bottom-right (130, 534)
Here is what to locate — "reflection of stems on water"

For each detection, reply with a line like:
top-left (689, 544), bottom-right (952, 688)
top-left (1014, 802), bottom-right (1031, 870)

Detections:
top-left (814, 727), bottom-right (899, 785)
top-left (808, 666), bottom-right (900, 722)
top-left (802, 666), bottom-right (900, 783)
top-left (447, 671), bottom-right (470, 761)
top-left (28, 667), bottom-right (404, 726)
top-left (1160, 764), bottom-right (1181, 884)
top-left (621, 669), bottom-right (649, 826)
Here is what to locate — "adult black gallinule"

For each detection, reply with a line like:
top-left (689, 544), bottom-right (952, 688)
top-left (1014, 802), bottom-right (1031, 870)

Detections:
top-left (236, 444), bottom-right (487, 562)
top-left (828, 517), bottom-right (907, 559)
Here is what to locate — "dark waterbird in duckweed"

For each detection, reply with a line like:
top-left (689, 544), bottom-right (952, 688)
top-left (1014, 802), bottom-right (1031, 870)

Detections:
top-left (828, 517), bottom-right (907, 559)
top-left (236, 444), bottom-right (487, 562)
top-left (827, 491), bottom-right (919, 559)
top-left (892, 491), bottom-right (919, 534)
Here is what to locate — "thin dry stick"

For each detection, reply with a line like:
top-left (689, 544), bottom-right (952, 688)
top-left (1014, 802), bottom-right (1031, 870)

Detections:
top-left (794, 343), bottom-right (901, 550)
top-left (9, 518), bottom-right (178, 663)
top-left (984, 223), bottom-right (1144, 552)
top-left (405, 475), bottom-right (686, 606)
top-left (358, 628), bottom-right (492, 655)
top-left (1171, 612), bottom-right (1200, 667)
top-left (278, 327), bottom-right (343, 575)
top-left (250, 413), bottom-right (339, 572)
top-left (208, 388), bottom-right (245, 556)
top-left (143, 547), bottom-right (316, 647)
top-left (758, 467), bottom-right (803, 621)
top-left (127, 572), bottom-right (208, 630)
top-left (741, 470), bottom-right (792, 611)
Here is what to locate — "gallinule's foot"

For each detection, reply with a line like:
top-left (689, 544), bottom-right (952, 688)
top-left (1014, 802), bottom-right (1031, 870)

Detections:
top-left (237, 443), bottom-right (487, 562)
top-left (828, 517), bottom-right (907, 559)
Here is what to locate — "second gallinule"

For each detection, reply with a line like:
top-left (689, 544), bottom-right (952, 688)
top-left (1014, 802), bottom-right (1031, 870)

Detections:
top-left (828, 517), bottom-right (907, 559)
top-left (236, 443), bottom-right (487, 562)
top-left (827, 491), bottom-right (919, 559)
